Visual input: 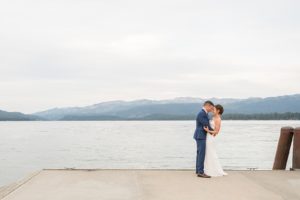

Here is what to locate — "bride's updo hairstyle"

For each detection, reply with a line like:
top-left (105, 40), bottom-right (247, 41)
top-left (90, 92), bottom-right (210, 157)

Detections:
top-left (215, 104), bottom-right (224, 115)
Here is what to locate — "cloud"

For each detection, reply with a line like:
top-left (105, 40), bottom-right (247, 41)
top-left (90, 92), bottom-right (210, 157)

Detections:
top-left (0, 0), bottom-right (299, 112)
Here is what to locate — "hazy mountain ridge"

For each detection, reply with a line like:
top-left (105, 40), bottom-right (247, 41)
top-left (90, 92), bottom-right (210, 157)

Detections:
top-left (1, 94), bottom-right (299, 121)
top-left (32, 94), bottom-right (300, 120)
top-left (0, 110), bottom-right (41, 121)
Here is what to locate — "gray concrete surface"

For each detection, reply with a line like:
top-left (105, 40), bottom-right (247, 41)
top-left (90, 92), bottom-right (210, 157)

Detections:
top-left (0, 171), bottom-right (40, 200)
top-left (1, 170), bottom-right (300, 200)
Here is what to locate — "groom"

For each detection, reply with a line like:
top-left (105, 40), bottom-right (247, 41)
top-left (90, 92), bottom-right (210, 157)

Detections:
top-left (193, 100), bottom-right (215, 178)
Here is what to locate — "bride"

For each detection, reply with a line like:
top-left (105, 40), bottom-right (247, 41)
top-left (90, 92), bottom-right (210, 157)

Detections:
top-left (203, 104), bottom-right (227, 177)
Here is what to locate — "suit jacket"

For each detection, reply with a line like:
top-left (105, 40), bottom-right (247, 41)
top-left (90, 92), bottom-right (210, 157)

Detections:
top-left (193, 109), bottom-right (212, 140)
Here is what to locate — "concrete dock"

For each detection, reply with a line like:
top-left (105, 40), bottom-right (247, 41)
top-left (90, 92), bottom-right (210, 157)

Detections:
top-left (1, 169), bottom-right (300, 200)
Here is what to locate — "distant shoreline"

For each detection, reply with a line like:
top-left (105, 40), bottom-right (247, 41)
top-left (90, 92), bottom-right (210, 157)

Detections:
top-left (1, 112), bottom-right (300, 121)
top-left (48, 112), bottom-right (300, 121)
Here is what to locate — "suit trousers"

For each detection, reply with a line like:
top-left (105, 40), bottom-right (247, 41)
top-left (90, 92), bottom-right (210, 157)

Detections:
top-left (195, 139), bottom-right (206, 174)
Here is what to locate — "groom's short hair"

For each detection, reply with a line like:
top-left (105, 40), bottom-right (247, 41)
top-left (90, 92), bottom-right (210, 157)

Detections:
top-left (203, 100), bottom-right (214, 106)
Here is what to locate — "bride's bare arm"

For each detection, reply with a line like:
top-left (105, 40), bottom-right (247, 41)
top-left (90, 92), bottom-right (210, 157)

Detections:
top-left (204, 118), bottom-right (221, 136)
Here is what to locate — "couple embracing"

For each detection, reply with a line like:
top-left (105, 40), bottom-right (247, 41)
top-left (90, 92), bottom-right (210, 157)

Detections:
top-left (193, 101), bottom-right (227, 178)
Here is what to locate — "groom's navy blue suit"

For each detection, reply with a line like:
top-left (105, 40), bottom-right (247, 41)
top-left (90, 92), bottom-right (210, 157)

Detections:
top-left (193, 109), bottom-right (212, 174)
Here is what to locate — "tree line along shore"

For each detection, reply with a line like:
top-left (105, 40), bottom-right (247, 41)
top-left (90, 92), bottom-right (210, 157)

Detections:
top-left (1, 112), bottom-right (300, 121)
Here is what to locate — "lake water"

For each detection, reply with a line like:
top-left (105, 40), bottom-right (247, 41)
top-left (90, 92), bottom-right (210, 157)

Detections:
top-left (0, 120), bottom-right (299, 187)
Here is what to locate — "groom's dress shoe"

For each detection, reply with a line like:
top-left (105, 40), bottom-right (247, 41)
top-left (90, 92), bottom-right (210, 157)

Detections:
top-left (197, 173), bottom-right (211, 178)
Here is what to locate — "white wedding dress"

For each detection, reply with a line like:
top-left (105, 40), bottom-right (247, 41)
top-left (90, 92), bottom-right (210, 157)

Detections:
top-left (204, 118), bottom-right (227, 177)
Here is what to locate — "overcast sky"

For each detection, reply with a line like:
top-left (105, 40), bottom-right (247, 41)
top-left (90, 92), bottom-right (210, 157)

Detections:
top-left (0, 0), bottom-right (299, 113)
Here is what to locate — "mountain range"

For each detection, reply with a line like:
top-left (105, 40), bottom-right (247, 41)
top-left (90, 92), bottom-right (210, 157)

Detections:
top-left (0, 110), bottom-right (41, 121)
top-left (1, 94), bottom-right (300, 121)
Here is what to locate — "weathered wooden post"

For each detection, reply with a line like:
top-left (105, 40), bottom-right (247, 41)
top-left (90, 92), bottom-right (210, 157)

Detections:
top-left (292, 127), bottom-right (300, 169)
top-left (273, 127), bottom-right (294, 170)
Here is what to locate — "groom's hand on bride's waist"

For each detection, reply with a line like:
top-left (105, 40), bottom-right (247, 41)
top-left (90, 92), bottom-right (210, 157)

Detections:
top-left (203, 126), bottom-right (209, 132)
top-left (204, 126), bottom-right (213, 131)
